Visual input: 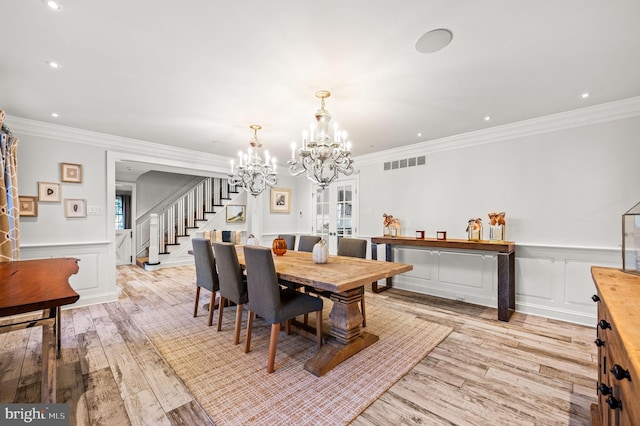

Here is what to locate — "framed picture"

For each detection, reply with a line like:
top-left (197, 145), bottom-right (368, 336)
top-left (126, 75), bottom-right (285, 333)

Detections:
top-left (270, 187), bottom-right (291, 213)
top-left (61, 163), bottom-right (83, 183)
top-left (65, 199), bottom-right (87, 217)
top-left (18, 196), bottom-right (38, 217)
top-left (226, 204), bottom-right (246, 223)
top-left (38, 182), bottom-right (61, 202)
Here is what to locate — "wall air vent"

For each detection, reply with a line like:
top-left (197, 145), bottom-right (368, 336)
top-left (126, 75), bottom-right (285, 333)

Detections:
top-left (383, 155), bottom-right (426, 171)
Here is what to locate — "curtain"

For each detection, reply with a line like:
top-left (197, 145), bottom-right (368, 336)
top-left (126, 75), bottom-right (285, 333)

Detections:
top-left (0, 111), bottom-right (20, 262)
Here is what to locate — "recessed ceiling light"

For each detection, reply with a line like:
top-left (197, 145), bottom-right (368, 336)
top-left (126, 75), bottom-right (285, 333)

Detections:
top-left (417, 132), bottom-right (422, 137)
top-left (43, 0), bottom-right (62, 10)
top-left (47, 61), bottom-right (61, 69)
top-left (484, 116), bottom-right (491, 121)
top-left (581, 92), bottom-right (590, 99)
top-left (51, 113), bottom-right (59, 118)
top-left (415, 29), bottom-right (453, 54)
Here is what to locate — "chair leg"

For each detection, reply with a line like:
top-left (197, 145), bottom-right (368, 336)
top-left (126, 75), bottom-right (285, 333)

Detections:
top-left (360, 289), bottom-right (366, 328)
top-left (233, 304), bottom-right (243, 345)
top-left (315, 310), bottom-right (323, 350)
top-left (285, 319), bottom-right (291, 335)
top-left (303, 288), bottom-right (310, 325)
top-left (244, 311), bottom-right (254, 353)
top-left (217, 296), bottom-right (225, 332)
top-left (194, 287), bottom-right (201, 317)
top-left (208, 291), bottom-right (216, 327)
top-left (267, 323), bottom-right (280, 373)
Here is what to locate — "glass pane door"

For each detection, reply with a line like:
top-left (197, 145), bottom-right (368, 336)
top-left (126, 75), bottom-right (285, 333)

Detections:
top-left (312, 177), bottom-right (357, 253)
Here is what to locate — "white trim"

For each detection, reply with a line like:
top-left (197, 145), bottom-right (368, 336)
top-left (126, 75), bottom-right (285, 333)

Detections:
top-left (20, 240), bottom-right (110, 248)
top-left (354, 95), bottom-right (640, 166)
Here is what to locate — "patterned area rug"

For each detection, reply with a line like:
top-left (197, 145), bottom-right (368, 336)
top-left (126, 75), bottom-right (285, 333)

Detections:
top-left (132, 296), bottom-right (451, 426)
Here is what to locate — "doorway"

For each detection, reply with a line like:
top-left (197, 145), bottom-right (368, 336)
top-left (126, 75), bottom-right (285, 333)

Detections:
top-left (312, 177), bottom-right (358, 253)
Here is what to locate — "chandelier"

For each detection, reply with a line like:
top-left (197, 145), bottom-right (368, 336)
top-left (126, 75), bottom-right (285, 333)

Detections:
top-left (229, 124), bottom-right (278, 197)
top-left (288, 90), bottom-right (354, 189)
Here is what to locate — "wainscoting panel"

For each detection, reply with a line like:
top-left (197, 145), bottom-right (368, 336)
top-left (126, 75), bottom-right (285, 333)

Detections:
top-left (382, 242), bottom-right (622, 325)
top-left (19, 241), bottom-right (119, 308)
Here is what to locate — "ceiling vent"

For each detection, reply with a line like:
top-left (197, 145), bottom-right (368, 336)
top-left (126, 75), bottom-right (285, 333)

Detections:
top-left (383, 155), bottom-right (426, 171)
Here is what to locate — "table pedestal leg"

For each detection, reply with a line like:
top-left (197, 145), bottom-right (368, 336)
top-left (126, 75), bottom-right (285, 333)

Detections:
top-left (497, 251), bottom-right (515, 322)
top-left (304, 288), bottom-right (379, 377)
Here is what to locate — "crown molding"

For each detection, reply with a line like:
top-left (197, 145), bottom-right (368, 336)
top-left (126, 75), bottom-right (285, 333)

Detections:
top-left (6, 115), bottom-right (231, 172)
top-left (354, 96), bottom-right (640, 167)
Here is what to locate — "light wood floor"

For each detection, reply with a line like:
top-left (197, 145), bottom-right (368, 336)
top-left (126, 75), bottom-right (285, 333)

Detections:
top-left (0, 265), bottom-right (597, 425)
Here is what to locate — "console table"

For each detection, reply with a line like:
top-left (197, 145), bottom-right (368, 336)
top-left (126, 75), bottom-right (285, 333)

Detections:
top-left (0, 258), bottom-right (80, 403)
top-left (370, 236), bottom-right (516, 321)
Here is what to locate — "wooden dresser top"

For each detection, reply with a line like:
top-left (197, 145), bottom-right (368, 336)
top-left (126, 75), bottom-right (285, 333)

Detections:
top-left (591, 266), bottom-right (640, 373)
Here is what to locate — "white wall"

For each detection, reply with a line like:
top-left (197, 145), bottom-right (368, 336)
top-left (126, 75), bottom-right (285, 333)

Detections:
top-left (354, 104), bottom-right (640, 325)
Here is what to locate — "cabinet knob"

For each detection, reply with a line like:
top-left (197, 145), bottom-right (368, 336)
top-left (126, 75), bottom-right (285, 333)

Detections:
top-left (606, 396), bottom-right (622, 410)
top-left (591, 294), bottom-right (600, 302)
top-left (598, 320), bottom-right (611, 330)
top-left (610, 364), bottom-right (631, 381)
top-left (594, 338), bottom-right (605, 347)
top-left (598, 383), bottom-right (612, 395)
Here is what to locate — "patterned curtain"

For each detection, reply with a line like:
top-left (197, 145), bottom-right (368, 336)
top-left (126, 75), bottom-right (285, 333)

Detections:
top-left (0, 110), bottom-right (20, 261)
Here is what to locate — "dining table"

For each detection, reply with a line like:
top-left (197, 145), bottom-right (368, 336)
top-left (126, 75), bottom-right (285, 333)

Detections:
top-left (0, 258), bottom-right (80, 403)
top-left (235, 246), bottom-right (413, 376)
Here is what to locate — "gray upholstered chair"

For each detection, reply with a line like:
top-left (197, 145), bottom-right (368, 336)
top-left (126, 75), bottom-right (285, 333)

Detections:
top-left (277, 234), bottom-right (297, 251)
top-left (338, 238), bottom-right (368, 327)
top-left (213, 242), bottom-right (249, 345)
top-left (192, 238), bottom-right (220, 327)
top-left (297, 235), bottom-right (321, 252)
top-left (243, 245), bottom-right (323, 373)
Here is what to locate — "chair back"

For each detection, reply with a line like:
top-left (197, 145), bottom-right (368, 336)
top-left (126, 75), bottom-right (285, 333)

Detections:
top-left (192, 238), bottom-right (220, 292)
top-left (213, 242), bottom-right (248, 304)
top-left (337, 238), bottom-right (367, 259)
top-left (243, 246), bottom-right (281, 323)
top-left (297, 235), bottom-right (321, 252)
top-left (277, 234), bottom-right (296, 251)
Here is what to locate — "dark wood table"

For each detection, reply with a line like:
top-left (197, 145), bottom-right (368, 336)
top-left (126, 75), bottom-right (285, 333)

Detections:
top-left (371, 236), bottom-right (516, 321)
top-left (235, 247), bottom-right (413, 376)
top-left (0, 258), bottom-right (80, 403)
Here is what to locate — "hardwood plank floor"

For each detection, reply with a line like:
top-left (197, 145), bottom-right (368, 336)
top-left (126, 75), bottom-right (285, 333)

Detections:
top-left (0, 265), bottom-right (597, 425)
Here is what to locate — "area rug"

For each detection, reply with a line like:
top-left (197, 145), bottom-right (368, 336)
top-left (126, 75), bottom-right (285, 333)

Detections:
top-left (131, 297), bottom-right (452, 425)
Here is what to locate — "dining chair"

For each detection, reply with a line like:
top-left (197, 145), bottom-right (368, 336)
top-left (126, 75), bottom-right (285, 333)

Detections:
top-left (337, 238), bottom-right (368, 327)
top-left (297, 235), bottom-right (321, 252)
top-left (192, 238), bottom-right (220, 327)
top-left (277, 234), bottom-right (297, 251)
top-left (243, 245), bottom-right (323, 373)
top-left (213, 242), bottom-right (249, 345)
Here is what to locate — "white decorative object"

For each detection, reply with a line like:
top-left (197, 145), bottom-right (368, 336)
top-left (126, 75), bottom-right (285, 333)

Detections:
top-left (246, 234), bottom-right (260, 246)
top-left (312, 239), bottom-right (329, 264)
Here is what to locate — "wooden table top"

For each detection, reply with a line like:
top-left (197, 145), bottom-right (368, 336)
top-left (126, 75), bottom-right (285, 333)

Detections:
top-left (236, 247), bottom-right (413, 293)
top-left (591, 267), bottom-right (640, 372)
top-left (0, 258), bottom-right (80, 317)
top-left (371, 236), bottom-right (515, 253)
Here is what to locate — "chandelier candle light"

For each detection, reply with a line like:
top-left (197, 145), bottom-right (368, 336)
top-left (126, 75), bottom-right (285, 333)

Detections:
top-left (288, 90), bottom-right (354, 189)
top-left (229, 124), bottom-right (278, 197)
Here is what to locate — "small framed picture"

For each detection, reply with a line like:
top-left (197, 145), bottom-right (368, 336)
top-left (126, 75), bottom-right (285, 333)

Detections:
top-left (270, 187), bottom-right (291, 213)
top-left (61, 163), bottom-right (83, 183)
top-left (226, 204), bottom-right (246, 223)
top-left (18, 196), bottom-right (38, 217)
top-left (65, 199), bottom-right (87, 217)
top-left (38, 182), bottom-right (61, 202)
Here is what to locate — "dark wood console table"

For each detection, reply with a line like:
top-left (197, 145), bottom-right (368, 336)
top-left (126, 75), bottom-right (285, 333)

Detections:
top-left (370, 236), bottom-right (516, 321)
top-left (0, 258), bottom-right (80, 403)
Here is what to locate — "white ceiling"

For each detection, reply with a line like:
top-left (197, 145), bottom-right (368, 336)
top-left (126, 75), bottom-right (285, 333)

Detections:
top-left (2, 0), bottom-right (640, 173)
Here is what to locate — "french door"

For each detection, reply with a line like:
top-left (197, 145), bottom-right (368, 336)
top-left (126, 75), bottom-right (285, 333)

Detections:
top-left (312, 177), bottom-right (358, 253)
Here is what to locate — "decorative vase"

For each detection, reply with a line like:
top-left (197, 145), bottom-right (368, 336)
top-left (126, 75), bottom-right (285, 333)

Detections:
top-left (312, 240), bottom-right (329, 264)
top-left (272, 238), bottom-right (287, 256)
top-left (383, 226), bottom-right (390, 236)
top-left (246, 234), bottom-right (260, 246)
top-left (466, 218), bottom-right (482, 241)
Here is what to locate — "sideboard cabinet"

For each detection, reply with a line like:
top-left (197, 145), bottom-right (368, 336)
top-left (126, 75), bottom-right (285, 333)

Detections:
top-left (591, 267), bottom-right (640, 425)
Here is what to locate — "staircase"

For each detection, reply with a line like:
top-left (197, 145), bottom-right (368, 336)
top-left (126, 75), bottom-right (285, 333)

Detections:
top-left (137, 177), bottom-right (245, 270)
